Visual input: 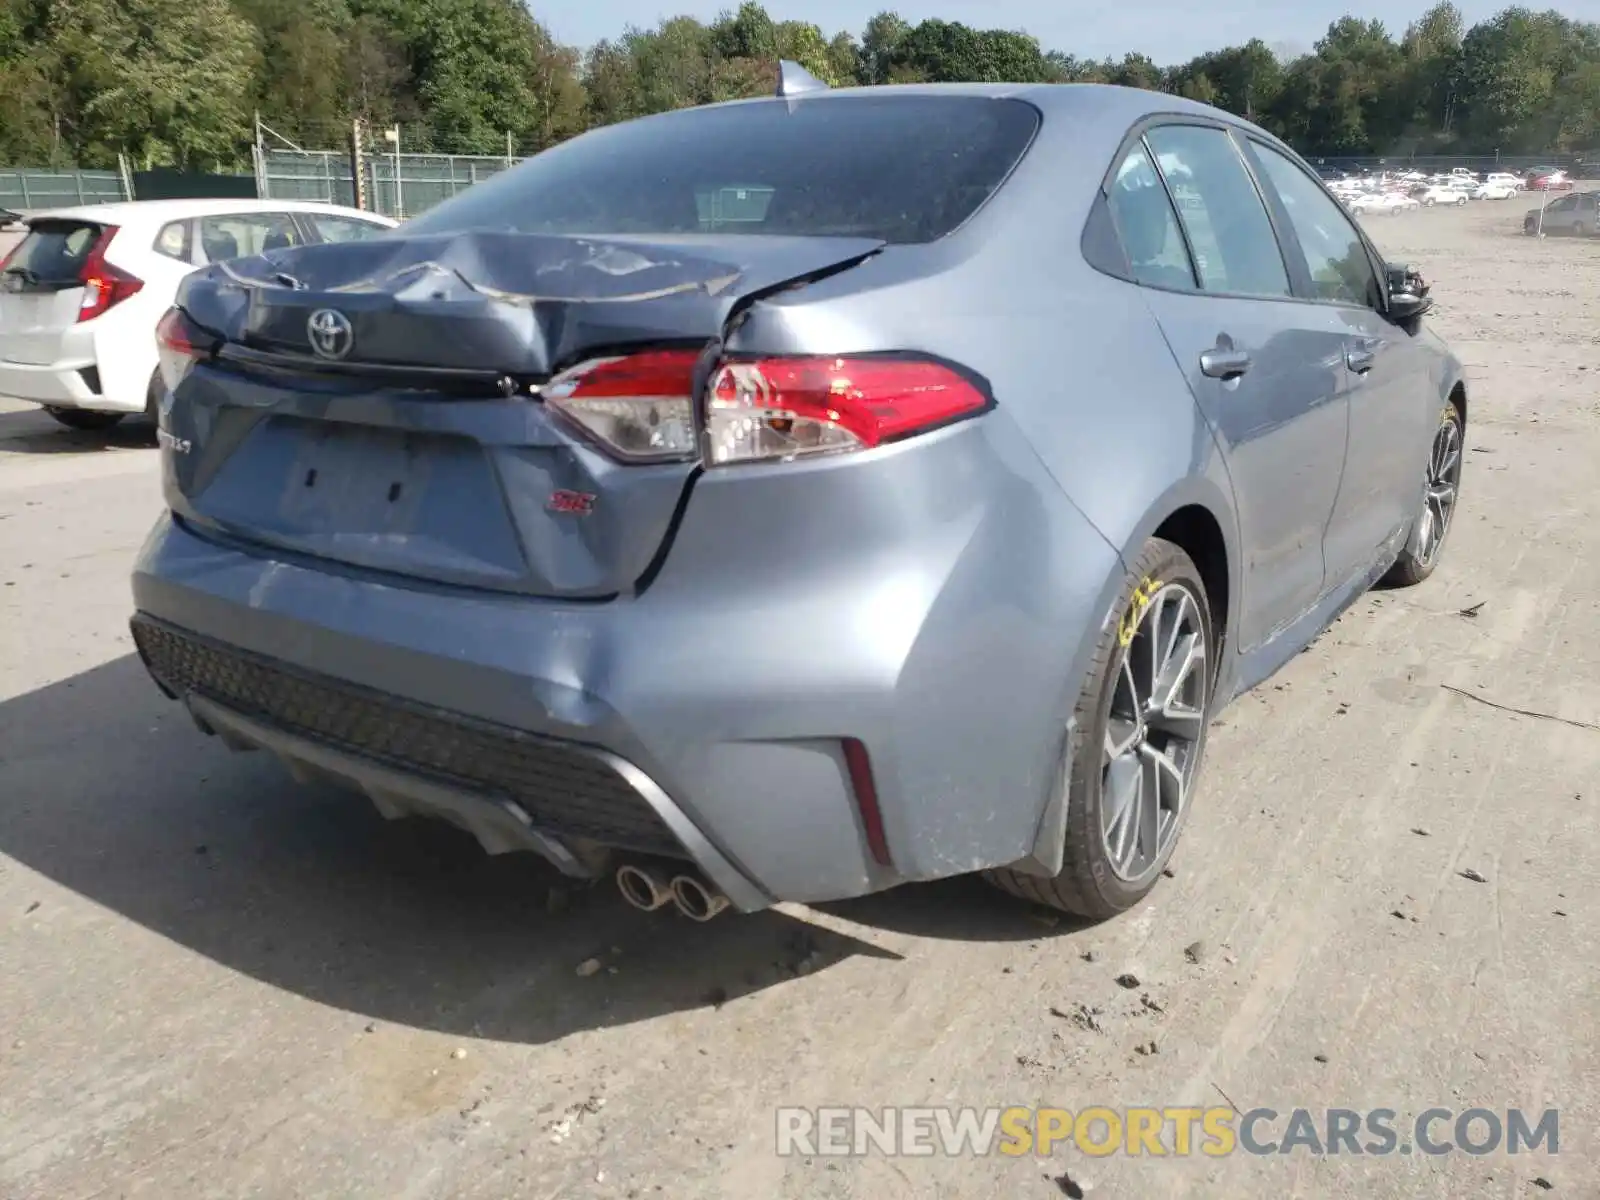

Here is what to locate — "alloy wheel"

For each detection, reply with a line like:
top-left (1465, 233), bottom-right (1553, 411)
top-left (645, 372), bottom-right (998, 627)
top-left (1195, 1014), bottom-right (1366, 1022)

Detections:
top-left (1100, 584), bottom-right (1209, 884)
top-left (1416, 415), bottom-right (1462, 568)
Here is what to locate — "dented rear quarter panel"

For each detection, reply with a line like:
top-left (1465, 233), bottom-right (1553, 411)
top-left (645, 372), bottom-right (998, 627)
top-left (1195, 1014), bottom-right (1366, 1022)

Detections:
top-left (733, 86), bottom-right (1244, 695)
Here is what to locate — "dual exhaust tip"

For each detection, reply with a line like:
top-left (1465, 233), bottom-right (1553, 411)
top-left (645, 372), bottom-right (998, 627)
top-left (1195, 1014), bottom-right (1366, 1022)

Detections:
top-left (616, 863), bottom-right (729, 921)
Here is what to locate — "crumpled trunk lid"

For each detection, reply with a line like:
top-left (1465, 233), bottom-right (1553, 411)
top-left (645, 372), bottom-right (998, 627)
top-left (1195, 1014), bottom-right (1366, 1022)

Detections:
top-left (164, 231), bottom-right (882, 599)
top-left (180, 231), bottom-right (881, 377)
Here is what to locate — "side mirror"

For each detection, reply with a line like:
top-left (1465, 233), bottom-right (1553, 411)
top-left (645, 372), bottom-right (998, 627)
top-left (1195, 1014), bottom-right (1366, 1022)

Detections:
top-left (1385, 261), bottom-right (1434, 322)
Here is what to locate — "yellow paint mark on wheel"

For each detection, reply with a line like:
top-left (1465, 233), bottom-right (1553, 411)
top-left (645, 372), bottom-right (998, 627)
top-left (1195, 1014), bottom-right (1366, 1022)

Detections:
top-left (1118, 577), bottom-right (1164, 648)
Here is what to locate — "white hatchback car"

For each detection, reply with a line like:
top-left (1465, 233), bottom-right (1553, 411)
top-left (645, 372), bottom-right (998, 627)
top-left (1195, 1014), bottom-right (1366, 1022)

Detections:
top-left (0, 199), bottom-right (395, 431)
top-left (1420, 183), bottom-right (1471, 206)
top-left (1349, 191), bottom-right (1422, 215)
top-left (1473, 179), bottom-right (1520, 200)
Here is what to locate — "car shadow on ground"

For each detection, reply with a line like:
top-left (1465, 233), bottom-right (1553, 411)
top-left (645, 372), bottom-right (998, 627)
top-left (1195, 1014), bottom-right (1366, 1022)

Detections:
top-left (823, 876), bottom-right (1096, 942)
top-left (0, 653), bottom-right (1029, 1045)
top-left (0, 407), bottom-right (156, 453)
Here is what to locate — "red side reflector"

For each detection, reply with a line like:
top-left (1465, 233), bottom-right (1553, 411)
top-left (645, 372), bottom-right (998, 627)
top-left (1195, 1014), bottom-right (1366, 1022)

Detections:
top-left (842, 738), bottom-right (892, 867)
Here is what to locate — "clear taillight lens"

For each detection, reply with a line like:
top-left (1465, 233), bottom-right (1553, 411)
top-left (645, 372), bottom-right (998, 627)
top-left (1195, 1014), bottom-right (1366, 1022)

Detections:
top-left (540, 351), bottom-right (990, 467)
top-left (705, 356), bottom-right (989, 466)
top-left (542, 350), bottom-right (701, 462)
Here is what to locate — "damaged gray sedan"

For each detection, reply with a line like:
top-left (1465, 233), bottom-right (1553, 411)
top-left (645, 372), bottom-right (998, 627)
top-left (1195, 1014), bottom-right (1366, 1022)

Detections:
top-left (131, 69), bottom-right (1466, 920)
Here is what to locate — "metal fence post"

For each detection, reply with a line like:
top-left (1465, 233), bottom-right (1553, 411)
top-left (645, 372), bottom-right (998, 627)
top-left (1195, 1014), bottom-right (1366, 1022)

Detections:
top-left (350, 119), bottom-right (368, 211)
top-left (388, 124), bottom-right (403, 219)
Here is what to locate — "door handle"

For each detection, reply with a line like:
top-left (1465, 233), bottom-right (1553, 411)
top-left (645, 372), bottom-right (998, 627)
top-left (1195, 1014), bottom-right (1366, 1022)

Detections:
top-left (1346, 345), bottom-right (1376, 374)
top-left (1199, 348), bottom-right (1252, 380)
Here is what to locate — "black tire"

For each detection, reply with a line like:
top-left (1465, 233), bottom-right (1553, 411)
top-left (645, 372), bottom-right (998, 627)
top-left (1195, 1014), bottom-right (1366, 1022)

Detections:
top-left (1383, 402), bottom-right (1464, 588)
top-left (144, 368), bottom-right (164, 424)
top-left (44, 406), bottom-right (125, 431)
top-left (985, 538), bottom-right (1215, 919)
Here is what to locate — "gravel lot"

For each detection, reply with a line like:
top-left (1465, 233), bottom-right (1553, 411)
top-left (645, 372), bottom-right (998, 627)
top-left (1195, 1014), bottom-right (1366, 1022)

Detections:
top-left (1, 195), bottom-right (1596, 1199)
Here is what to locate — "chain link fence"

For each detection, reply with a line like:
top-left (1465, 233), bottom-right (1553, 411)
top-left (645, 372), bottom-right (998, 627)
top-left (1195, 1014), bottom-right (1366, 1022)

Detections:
top-left (255, 148), bottom-right (521, 218)
top-left (1306, 153), bottom-right (1578, 175)
top-left (0, 168), bottom-right (129, 211)
top-left (1, 147), bottom-right (1586, 221)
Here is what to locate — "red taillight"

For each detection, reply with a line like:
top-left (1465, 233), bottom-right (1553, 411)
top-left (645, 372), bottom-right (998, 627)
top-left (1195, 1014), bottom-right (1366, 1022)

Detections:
top-left (542, 349), bottom-right (701, 462)
top-left (155, 306), bottom-right (218, 391)
top-left (706, 357), bottom-right (988, 465)
top-left (542, 350), bottom-right (989, 467)
top-left (842, 738), bottom-right (892, 867)
top-left (77, 225), bottom-right (142, 322)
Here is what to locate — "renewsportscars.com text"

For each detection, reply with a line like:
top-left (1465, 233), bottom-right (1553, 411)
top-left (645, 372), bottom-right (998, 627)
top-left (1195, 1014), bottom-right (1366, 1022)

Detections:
top-left (775, 1106), bottom-right (1560, 1158)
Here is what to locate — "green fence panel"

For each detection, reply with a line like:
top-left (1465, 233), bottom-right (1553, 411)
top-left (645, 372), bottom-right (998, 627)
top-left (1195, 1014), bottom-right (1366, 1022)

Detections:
top-left (0, 168), bottom-right (128, 212)
top-left (259, 149), bottom-right (519, 218)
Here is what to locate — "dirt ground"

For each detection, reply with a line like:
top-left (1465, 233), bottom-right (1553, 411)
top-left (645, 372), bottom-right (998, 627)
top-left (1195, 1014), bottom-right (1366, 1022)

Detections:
top-left (1, 195), bottom-right (1596, 1200)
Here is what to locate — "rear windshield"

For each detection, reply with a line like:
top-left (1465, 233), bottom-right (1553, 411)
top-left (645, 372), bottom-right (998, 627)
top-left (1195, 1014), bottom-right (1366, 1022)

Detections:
top-left (4, 220), bottom-right (102, 283)
top-left (402, 95), bottom-right (1040, 245)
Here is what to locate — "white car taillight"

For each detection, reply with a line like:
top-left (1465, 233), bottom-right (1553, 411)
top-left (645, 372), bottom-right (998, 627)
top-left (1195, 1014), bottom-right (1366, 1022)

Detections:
top-left (543, 351), bottom-right (991, 467)
top-left (76, 225), bottom-right (142, 322)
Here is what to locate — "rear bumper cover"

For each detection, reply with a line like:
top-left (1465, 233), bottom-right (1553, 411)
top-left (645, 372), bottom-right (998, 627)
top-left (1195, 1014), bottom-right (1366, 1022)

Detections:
top-left (0, 358), bottom-right (107, 408)
top-left (130, 419), bottom-right (1123, 906)
top-left (132, 617), bottom-right (770, 909)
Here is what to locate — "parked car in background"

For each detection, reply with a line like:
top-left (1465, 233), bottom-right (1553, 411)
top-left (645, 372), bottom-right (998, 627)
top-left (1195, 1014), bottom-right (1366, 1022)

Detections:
top-left (1524, 190), bottom-right (1599, 236)
top-left (131, 76), bottom-right (1466, 922)
top-left (1350, 191), bottom-right (1421, 215)
top-left (1473, 179), bottom-right (1519, 200)
top-left (1420, 182), bottom-right (1470, 206)
top-left (1526, 169), bottom-right (1574, 192)
top-left (0, 198), bottom-right (395, 432)
top-left (1484, 171), bottom-right (1525, 192)
top-left (0, 206), bottom-right (27, 265)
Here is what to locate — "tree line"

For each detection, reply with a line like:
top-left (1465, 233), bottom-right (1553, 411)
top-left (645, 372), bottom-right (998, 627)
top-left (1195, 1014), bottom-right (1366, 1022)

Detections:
top-left (1, 0), bottom-right (1596, 170)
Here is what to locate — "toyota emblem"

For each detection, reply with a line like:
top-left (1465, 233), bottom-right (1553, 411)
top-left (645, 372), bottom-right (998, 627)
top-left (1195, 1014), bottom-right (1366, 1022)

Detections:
top-left (307, 308), bottom-right (354, 360)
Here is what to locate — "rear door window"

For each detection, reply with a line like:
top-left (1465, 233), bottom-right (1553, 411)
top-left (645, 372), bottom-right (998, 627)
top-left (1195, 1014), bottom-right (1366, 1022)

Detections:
top-left (1, 220), bottom-right (102, 288)
top-left (401, 95), bottom-right (1041, 245)
top-left (1144, 125), bottom-right (1291, 299)
top-left (1105, 143), bottom-right (1197, 290)
top-left (198, 213), bottom-right (304, 262)
top-left (305, 213), bottom-right (389, 243)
